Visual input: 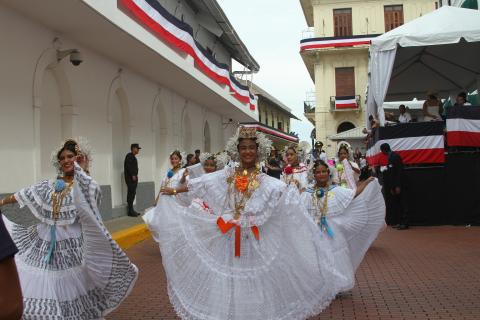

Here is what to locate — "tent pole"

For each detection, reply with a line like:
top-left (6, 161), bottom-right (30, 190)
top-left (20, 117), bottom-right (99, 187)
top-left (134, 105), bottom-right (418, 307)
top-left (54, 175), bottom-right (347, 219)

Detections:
top-left (425, 51), bottom-right (480, 75)
top-left (419, 61), bottom-right (463, 90)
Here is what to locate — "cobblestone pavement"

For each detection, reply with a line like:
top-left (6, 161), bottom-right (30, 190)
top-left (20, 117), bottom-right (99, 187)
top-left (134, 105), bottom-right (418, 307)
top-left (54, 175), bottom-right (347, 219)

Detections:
top-left (107, 226), bottom-right (480, 320)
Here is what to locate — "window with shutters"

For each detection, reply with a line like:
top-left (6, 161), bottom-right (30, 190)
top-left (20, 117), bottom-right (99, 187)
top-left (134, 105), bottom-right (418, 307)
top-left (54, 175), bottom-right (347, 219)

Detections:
top-left (384, 5), bottom-right (404, 32)
top-left (335, 67), bottom-right (355, 97)
top-left (333, 8), bottom-right (352, 37)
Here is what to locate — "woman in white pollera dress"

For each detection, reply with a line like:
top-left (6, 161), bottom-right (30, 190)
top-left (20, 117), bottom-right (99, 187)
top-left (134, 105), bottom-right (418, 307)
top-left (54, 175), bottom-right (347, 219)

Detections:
top-left (152, 127), bottom-right (342, 320)
top-left (0, 139), bottom-right (138, 319)
top-left (301, 159), bottom-right (386, 293)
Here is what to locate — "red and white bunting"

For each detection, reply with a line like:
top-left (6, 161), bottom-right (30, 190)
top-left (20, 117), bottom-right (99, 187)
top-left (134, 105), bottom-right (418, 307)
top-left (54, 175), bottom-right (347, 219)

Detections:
top-left (241, 124), bottom-right (299, 143)
top-left (122, 0), bottom-right (257, 111)
top-left (447, 118), bottom-right (480, 147)
top-left (335, 98), bottom-right (358, 109)
top-left (300, 37), bottom-right (374, 52)
top-left (366, 135), bottom-right (445, 166)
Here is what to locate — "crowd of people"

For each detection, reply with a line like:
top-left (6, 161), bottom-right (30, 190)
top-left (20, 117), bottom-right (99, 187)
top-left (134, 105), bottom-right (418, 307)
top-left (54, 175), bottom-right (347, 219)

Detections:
top-left (139, 127), bottom-right (386, 319)
top-left (375, 90), bottom-right (474, 126)
top-left (0, 127), bottom-right (388, 319)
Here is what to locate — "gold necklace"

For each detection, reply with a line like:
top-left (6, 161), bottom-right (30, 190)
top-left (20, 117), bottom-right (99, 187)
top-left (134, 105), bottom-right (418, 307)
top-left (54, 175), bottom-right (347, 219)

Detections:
top-left (52, 181), bottom-right (74, 221)
top-left (227, 166), bottom-right (261, 220)
top-left (312, 185), bottom-right (329, 225)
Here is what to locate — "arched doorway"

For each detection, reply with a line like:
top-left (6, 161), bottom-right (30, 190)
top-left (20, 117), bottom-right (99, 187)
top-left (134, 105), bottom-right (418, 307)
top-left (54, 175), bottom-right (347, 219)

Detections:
top-left (337, 121), bottom-right (355, 134)
top-left (39, 69), bottom-right (62, 179)
top-left (32, 48), bottom-right (75, 182)
top-left (111, 88), bottom-right (130, 207)
top-left (204, 121), bottom-right (211, 153)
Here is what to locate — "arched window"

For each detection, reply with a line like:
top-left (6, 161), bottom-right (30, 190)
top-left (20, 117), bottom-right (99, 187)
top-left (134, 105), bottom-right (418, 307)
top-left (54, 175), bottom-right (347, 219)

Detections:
top-left (337, 121), bottom-right (355, 133)
top-left (204, 121), bottom-right (211, 153)
top-left (111, 88), bottom-right (130, 207)
top-left (39, 69), bottom-right (62, 179)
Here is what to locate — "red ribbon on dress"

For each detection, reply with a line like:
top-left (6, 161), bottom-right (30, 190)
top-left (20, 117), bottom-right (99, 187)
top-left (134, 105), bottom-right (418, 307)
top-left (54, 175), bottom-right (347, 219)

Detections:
top-left (217, 217), bottom-right (259, 257)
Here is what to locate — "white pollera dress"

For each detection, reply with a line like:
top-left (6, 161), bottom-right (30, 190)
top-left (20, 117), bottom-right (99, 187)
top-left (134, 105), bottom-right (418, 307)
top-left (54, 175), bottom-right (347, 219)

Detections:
top-left (143, 168), bottom-right (188, 242)
top-left (300, 180), bottom-right (386, 292)
top-left (280, 163), bottom-right (310, 191)
top-left (151, 166), bottom-right (341, 320)
top-left (2, 164), bottom-right (138, 319)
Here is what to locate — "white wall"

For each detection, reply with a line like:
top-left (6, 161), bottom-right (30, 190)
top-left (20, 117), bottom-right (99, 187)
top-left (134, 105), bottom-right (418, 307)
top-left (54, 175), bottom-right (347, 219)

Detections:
top-left (158, 0), bottom-right (232, 67)
top-left (0, 4), bottom-right (228, 196)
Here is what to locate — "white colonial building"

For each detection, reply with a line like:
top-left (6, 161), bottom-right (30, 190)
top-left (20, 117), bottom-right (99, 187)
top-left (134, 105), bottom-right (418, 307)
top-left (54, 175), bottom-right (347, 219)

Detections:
top-left (0, 0), bottom-right (259, 219)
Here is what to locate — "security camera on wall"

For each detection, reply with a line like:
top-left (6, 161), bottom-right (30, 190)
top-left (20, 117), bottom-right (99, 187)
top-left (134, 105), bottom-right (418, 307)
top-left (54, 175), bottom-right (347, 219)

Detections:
top-left (57, 49), bottom-right (83, 66)
top-left (69, 51), bottom-right (83, 66)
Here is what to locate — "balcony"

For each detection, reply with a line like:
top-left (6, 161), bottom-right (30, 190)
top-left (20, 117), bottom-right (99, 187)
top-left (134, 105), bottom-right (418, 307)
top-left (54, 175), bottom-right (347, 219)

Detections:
top-left (304, 99), bottom-right (316, 125)
top-left (301, 27), bottom-right (315, 40)
top-left (299, 34), bottom-right (380, 81)
top-left (300, 34), bottom-right (380, 53)
top-left (330, 95), bottom-right (362, 112)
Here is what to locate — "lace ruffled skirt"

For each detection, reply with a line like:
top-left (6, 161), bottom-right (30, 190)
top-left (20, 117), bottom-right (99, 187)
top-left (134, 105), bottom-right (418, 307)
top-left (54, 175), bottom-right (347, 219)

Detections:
top-left (151, 187), bottom-right (341, 320)
top-left (3, 184), bottom-right (138, 319)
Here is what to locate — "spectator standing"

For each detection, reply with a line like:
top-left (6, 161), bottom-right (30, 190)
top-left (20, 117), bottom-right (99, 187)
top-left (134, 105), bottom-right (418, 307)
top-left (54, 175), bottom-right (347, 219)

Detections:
top-left (423, 91), bottom-right (443, 121)
top-left (398, 104), bottom-right (412, 123)
top-left (124, 143), bottom-right (141, 217)
top-left (194, 149), bottom-right (201, 164)
top-left (380, 143), bottom-right (408, 230)
top-left (454, 92), bottom-right (471, 107)
top-left (311, 141), bottom-right (327, 162)
top-left (185, 154), bottom-right (196, 167)
top-left (369, 115), bottom-right (379, 129)
top-left (265, 147), bottom-right (282, 179)
top-left (0, 211), bottom-right (23, 319)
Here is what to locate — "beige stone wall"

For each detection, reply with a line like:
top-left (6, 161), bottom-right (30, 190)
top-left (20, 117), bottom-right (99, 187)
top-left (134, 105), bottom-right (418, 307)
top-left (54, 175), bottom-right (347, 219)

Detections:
top-left (313, 49), bottom-right (367, 157)
top-left (309, 0), bottom-right (437, 158)
top-left (312, 0), bottom-right (437, 37)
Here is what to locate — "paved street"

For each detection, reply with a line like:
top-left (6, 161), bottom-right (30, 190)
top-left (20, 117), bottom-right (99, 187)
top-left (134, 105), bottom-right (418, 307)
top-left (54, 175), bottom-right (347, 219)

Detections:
top-left (107, 226), bottom-right (480, 320)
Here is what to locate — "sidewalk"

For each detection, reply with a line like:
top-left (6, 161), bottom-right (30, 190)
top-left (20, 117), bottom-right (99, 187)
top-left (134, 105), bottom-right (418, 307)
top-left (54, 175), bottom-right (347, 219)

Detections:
top-left (105, 215), bottom-right (151, 250)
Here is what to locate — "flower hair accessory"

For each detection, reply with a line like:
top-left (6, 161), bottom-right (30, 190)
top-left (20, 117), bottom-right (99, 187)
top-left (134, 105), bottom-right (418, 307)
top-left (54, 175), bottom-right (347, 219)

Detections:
top-left (50, 137), bottom-right (94, 174)
top-left (199, 152), bottom-right (213, 165)
top-left (199, 151), bottom-right (230, 170)
top-left (283, 165), bottom-right (293, 175)
top-left (225, 126), bottom-right (272, 162)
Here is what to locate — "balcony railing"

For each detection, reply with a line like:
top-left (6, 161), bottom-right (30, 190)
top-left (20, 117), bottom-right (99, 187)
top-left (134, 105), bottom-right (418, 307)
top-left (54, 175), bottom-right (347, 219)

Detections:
top-left (330, 95), bottom-right (361, 112)
top-left (300, 34), bottom-right (380, 53)
top-left (304, 100), bottom-right (316, 114)
top-left (301, 27), bottom-right (315, 40)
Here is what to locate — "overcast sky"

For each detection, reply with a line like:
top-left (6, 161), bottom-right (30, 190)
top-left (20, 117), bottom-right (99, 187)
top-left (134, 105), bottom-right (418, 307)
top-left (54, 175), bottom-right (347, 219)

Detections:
top-left (218, 0), bottom-right (314, 142)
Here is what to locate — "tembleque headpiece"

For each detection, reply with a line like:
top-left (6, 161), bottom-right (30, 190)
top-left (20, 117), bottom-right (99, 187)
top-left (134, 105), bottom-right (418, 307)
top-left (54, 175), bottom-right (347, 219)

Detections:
top-left (225, 126), bottom-right (272, 162)
top-left (51, 137), bottom-right (93, 174)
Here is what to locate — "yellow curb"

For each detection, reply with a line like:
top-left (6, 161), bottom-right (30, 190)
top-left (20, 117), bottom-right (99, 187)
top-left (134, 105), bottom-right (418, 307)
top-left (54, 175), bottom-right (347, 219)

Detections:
top-left (112, 223), bottom-right (151, 250)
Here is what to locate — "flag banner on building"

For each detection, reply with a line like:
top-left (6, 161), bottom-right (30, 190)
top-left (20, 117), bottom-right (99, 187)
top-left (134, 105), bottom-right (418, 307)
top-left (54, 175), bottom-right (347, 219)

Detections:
top-left (446, 106), bottom-right (480, 147)
top-left (366, 122), bottom-right (445, 166)
top-left (121, 0), bottom-right (256, 110)
top-left (335, 96), bottom-right (358, 109)
top-left (300, 34), bottom-right (380, 52)
top-left (240, 123), bottom-right (299, 143)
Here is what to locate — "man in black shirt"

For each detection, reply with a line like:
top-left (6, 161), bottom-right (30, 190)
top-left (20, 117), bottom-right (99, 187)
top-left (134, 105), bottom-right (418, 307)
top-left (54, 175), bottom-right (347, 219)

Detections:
top-left (124, 143), bottom-right (141, 217)
top-left (380, 143), bottom-right (408, 230)
top-left (265, 148), bottom-right (282, 179)
top-left (0, 211), bottom-right (23, 318)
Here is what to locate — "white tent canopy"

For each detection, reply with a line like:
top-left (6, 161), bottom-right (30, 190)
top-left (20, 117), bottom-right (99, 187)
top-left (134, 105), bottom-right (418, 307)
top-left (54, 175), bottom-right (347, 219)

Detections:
top-left (366, 6), bottom-right (480, 126)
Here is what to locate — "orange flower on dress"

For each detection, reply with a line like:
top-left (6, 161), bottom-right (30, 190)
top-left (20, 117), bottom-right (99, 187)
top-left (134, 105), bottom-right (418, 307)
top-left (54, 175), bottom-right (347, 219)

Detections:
top-left (235, 174), bottom-right (248, 193)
